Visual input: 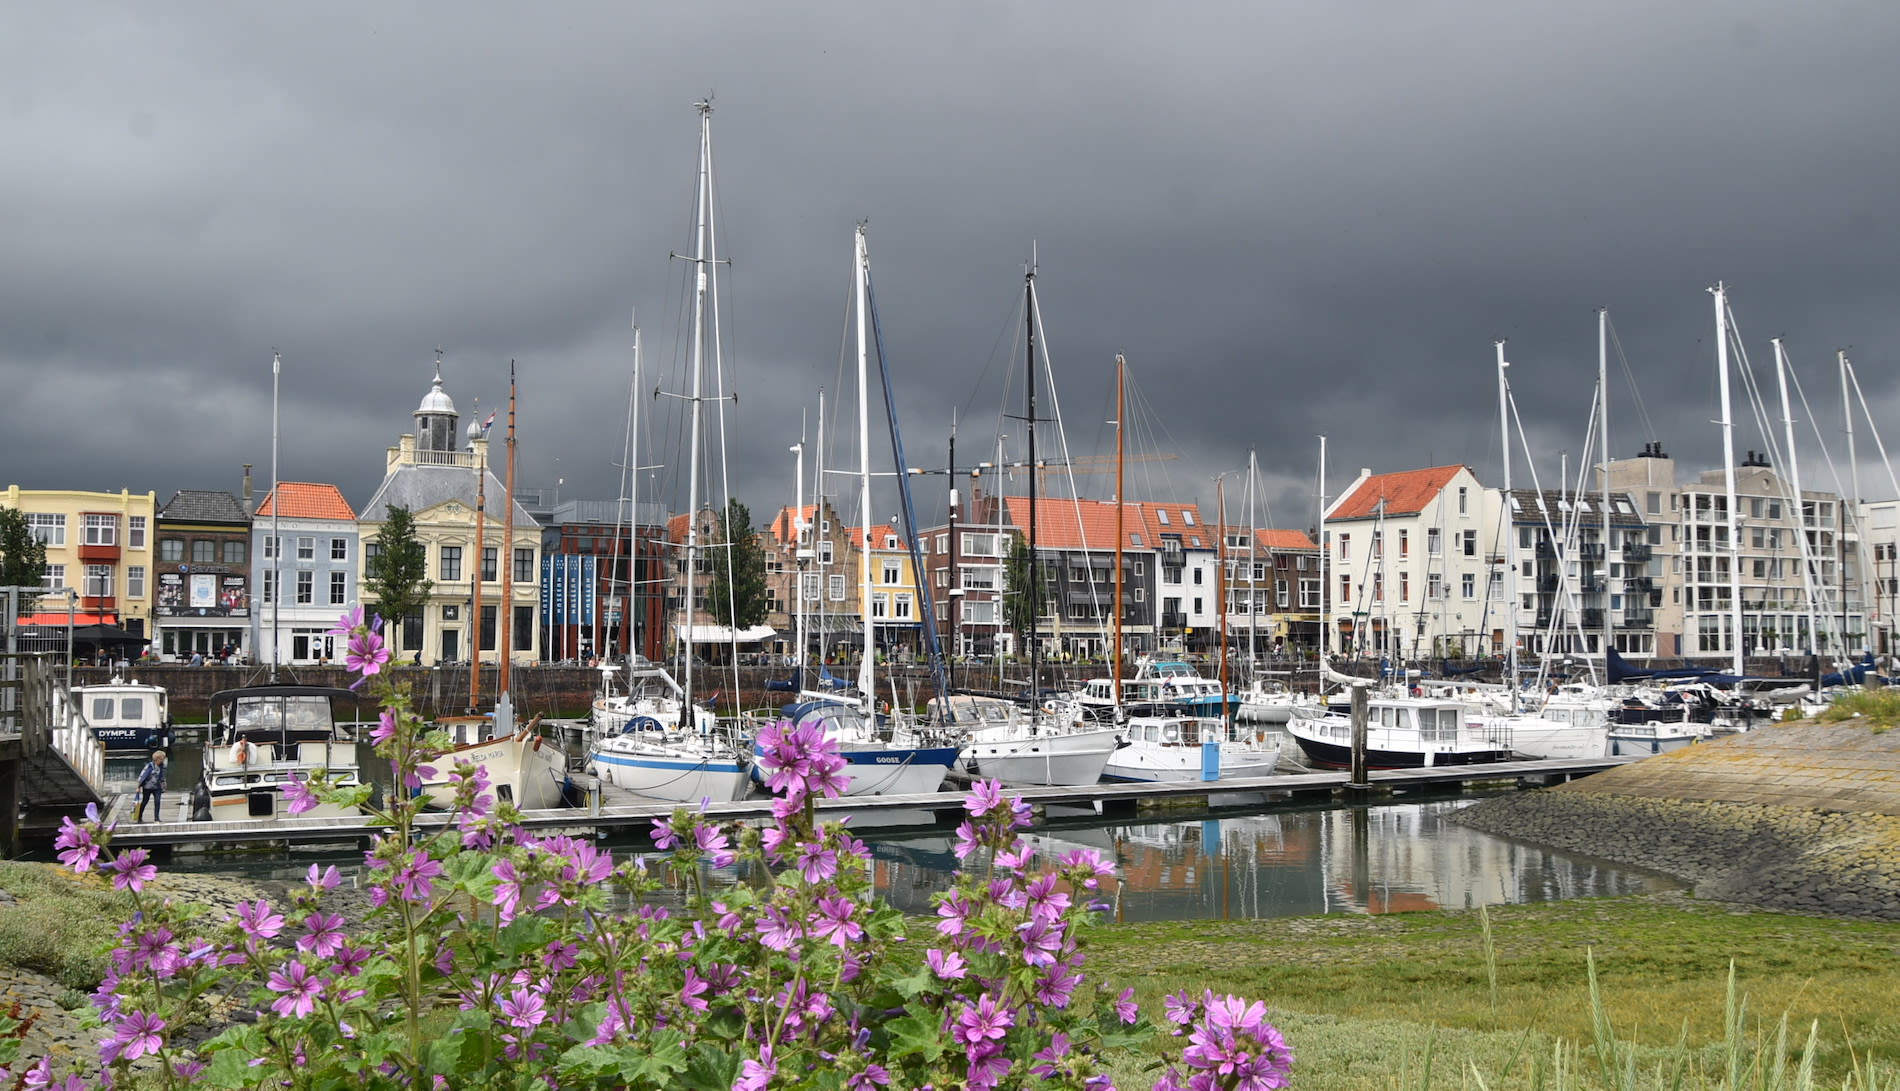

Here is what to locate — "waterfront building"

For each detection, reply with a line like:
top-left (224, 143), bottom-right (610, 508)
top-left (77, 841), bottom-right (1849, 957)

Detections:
top-left (358, 365), bottom-right (540, 667)
top-left (249, 482), bottom-right (358, 666)
top-left (538, 498), bottom-right (670, 664)
top-left (1861, 497), bottom-right (1900, 659)
top-left (763, 499), bottom-right (859, 664)
top-left (1223, 529), bottom-right (1323, 660)
top-left (1601, 444), bottom-right (1866, 663)
top-left (1322, 465), bottom-right (1499, 661)
top-left (2, 485), bottom-right (158, 653)
top-left (1496, 487), bottom-right (1654, 660)
top-left (153, 489), bottom-right (253, 662)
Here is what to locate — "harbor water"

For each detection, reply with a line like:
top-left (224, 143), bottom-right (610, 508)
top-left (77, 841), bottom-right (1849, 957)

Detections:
top-left (111, 746), bottom-right (1678, 922)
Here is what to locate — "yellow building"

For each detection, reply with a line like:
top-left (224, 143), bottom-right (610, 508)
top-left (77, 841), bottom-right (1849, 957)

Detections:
top-left (357, 367), bottom-right (540, 667)
top-left (2, 485), bottom-right (159, 649)
top-left (849, 523), bottom-right (924, 658)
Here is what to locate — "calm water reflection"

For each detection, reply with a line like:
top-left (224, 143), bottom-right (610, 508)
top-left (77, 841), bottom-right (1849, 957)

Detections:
top-left (143, 769), bottom-right (1678, 921)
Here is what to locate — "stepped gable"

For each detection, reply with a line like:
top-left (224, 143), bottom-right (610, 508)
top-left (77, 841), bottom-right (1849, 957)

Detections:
top-left (1552, 721), bottom-right (1900, 816)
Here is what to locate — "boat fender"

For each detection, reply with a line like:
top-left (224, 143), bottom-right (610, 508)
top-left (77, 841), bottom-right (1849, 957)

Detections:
top-left (234, 739), bottom-right (251, 765)
top-left (533, 734), bottom-right (543, 751)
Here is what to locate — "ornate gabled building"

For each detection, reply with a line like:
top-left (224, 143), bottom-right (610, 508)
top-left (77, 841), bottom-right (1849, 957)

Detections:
top-left (762, 499), bottom-right (860, 663)
top-left (1223, 528), bottom-right (1323, 660)
top-left (357, 365), bottom-right (540, 666)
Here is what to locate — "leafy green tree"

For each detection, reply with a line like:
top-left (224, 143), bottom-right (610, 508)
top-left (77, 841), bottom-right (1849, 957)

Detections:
top-left (1003, 531), bottom-right (1047, 647)
top-left (0, 507), bottom-right (48, 615)
top-left (704, 499), bottom-right (769, 629)
top-left (364, 505), bottom-right (432, 653)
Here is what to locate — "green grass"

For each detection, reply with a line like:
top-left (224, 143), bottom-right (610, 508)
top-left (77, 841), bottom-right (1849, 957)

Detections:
top-left (1084, 892), bottom-right (1900, 1088)
top-left (1817, 690), bottom-right (1900, 732)
top-left (0, 861), bottom-right (130, 990)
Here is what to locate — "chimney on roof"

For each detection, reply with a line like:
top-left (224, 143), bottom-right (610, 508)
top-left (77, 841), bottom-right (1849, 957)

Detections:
top-left (242, 464), bottom-right (254, 513)
top-left (1361, 468), bottom-right (1371, 477)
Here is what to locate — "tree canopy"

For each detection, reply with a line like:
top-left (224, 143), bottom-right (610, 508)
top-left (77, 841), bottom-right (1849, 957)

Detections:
top-left (704, 499), bottom-right (770, 631)
top-left (0, 508), bottom-right (48, 616)
top-left (1003, 531), bottom-right (1046, 647)
top-left (364, 505), bottom-right (433, 650)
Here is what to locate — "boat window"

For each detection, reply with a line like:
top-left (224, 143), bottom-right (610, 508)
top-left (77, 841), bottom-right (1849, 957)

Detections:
top-left (91, 697), bottom-right (116, 720)
top-left (121, 697), bottom-right (144, 719)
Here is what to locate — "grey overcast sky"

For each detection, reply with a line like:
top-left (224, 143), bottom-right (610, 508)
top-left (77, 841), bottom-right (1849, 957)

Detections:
top-left (6, 3), bottom-right (1899, 537)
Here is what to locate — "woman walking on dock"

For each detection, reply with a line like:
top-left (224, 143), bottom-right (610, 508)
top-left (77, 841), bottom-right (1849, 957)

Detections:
top-left (133, 750), bottom-right (167, 822)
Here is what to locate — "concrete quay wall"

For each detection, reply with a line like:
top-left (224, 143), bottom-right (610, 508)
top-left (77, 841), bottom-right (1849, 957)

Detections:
top-left (1456, 721), bottom-right (1900, 921)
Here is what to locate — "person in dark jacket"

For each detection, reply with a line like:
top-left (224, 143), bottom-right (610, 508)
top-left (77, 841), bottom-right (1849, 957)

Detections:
top-left (133, 750), bottom-right (168, 822)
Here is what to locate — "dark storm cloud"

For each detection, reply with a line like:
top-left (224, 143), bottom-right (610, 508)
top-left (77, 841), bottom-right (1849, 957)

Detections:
top-left (5, 2), bottom-right (1898, 530)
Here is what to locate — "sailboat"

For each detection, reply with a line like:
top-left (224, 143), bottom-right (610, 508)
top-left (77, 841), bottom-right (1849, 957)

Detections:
top-left (950, 325), bottom-right (1121, 786)
top-left (424, 367), bottom-right (573, 812)
top-left (769, 224), bottom-right (962, 797)
top-left (1091, 357), bottom-right (1280, 784)
top-left (588, 100), bottom-right (753, 804)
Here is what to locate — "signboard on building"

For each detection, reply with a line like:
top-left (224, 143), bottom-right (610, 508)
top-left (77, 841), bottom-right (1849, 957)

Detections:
top-left (157, 569), bottom-right (250, 617)
top-left (539, 554), bottom-right (595, 626)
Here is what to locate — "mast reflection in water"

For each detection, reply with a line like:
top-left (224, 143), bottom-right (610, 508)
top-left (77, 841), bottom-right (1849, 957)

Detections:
top-left (865, 798), bottom-right (1679, 922)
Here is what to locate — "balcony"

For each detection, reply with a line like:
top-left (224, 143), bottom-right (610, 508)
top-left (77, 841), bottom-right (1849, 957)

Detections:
top-left (1625, 577), bottom-right (1655, 593)
top-left (1579, 543), bottom-right (1606, 561)
top-left (1581, 608), bottom-right (1605, 628)
top-left (1582, 579), bottom-right (1606, 594)
top-left (1534, 542), bottom-right (1558, 559)
top-left (1623, 607), bottom-right (1654, 626)
top-left (1536, 575), bottom-right (1561, 592)
top-left (1534, 611), bottom-right (1555, 628)
top-left (1160, 611), bottom-right (1187, 631)
top-left (78, 542), bottom-right (121, 562)
top-left (1623, 543), bottom-right (1653, 562)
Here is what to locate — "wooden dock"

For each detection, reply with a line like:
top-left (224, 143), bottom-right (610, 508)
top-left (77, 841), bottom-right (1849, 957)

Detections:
top-left (100, 756), bottom-right (1632, 853)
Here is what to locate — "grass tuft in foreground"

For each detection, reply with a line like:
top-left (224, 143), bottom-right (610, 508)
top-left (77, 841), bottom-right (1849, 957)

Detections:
top-left (0, 861), bottom-right (126, 990)
top-left (1817, 689), bottom-right (1900, 732)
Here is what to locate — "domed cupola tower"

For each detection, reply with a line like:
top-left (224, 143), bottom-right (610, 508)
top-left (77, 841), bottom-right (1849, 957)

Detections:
top-left (414, 353), bottom-right (459, 456)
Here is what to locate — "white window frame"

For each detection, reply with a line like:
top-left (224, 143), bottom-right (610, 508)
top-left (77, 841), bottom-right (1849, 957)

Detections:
top-left (128, 515), bottom-right (147, 549)
top-left (83, 514), bottom-right (117, 547)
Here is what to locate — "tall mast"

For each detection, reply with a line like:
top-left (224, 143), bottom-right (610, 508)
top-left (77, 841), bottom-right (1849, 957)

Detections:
top-left (1497, 340), bottom-right (1517, 711)
top-left (676, 99), bottom-right (715, 716)
top-left (1245, 449), bottom-right (1260, 672)
top-left (470, 402), bottom-right (486, 711)
top-left (1024, 260), bottom-right (1041, 698)
top-left (1112, 355), bottom-right (1125, 705)
top-left (615, 322), bottom-right (641, 663)
top-left (947, 416), bottom-right (961, 686)
top-left (854, 224), bottom-right (876, 712)
top-left (1712, 283), bottom-right (1745, 675)
top-left (1317, 435), bottom-right (1330, 680)
top-left (499, 364), bottom-right (518, 697)
top-left (269, 351), bottom-right (281, 683)
top-left (1598, 308), bottom-right (1613, 672)
top-left (790, 424), bottom-right (807, 683)
top-left (1216, 473), bottom-right (1230, 719)
top-left (1776, 338), bottom-right (1821, 661)
top-left (1841, 350), bottom-right (1862, 661)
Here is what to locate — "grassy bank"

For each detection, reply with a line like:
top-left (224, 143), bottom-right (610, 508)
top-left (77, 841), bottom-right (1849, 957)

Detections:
top-left (7, 861), bottom-right (1898, 1088)
top-left (1085, 890), bottom-right (1900, 1088)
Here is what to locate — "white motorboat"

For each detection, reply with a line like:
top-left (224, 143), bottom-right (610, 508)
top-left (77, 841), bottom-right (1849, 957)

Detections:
top-left (1101, 705), bottom-right (1282, 783)
top-left (56, 675), bottom-right (172, 751)
top-left (1286, 695), bottom-right (1514, 770)
top-left (197, 684), bottom-right (367, 821)
top-left (1235, 678), bottom-right (1318, 724)
top-left (429, 697), bottom-right (572, 811)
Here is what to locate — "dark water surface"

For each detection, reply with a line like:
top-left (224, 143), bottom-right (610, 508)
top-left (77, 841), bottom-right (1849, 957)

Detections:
top-left (123, 741), bottom-right (1676, 921)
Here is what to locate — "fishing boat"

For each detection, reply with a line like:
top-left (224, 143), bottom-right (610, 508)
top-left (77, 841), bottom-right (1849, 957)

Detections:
top-left (56, 675), bottom-right (172, 751)
top-left (196, 684), bottom-right (367, 820)
top-left (427, 692), bottom-right (570, 811)
top-left (1286, 694), bottom-right (1514, 769)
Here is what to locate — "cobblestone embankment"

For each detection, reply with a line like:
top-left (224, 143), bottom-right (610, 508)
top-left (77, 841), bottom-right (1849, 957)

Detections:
top-left (1455, 720), bottom-right (1900, 920)
top-left (1, 871), bottom-right (274, 1073)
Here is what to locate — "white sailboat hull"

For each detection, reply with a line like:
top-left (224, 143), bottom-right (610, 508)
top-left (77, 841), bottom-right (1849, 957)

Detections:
top-left (962, 725), bottom-right (1119, 786)
top-left (592, 735), bottom-right (752, 804)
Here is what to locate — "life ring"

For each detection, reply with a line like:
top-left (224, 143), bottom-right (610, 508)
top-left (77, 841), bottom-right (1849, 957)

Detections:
top-left (877, 699), bottom-right (892, 716)
top-left (234, 739), bottom-right (251, 765)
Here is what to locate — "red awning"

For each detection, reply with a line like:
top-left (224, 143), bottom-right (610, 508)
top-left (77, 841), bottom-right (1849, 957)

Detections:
top-left (16, 612), bottom-right (118, 626)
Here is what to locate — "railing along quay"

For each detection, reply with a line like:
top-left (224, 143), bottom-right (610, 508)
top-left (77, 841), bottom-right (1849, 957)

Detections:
top-left (102, 755), bottom-right (1632, 854)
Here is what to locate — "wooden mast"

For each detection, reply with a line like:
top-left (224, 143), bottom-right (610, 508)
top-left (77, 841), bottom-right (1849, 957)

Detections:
top-left (469, 405), bottom-right (486, 712)
top-left (499, 362), bottom-right (518, 697)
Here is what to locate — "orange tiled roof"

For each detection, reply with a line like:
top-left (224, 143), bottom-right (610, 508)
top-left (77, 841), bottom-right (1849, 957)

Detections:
top-left (1250, 528), bottom-right (1317, 551)
top-left (846, 524), bottom-right (905, 550)
top-left (997, 497), bottom-right (1211, 550)
top-left (254, 482), bottom-right (356, 520)
top-left (768, 504), bottom-right (820, 545)
top-left (1328, 465), bottom-right (1466, 521)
